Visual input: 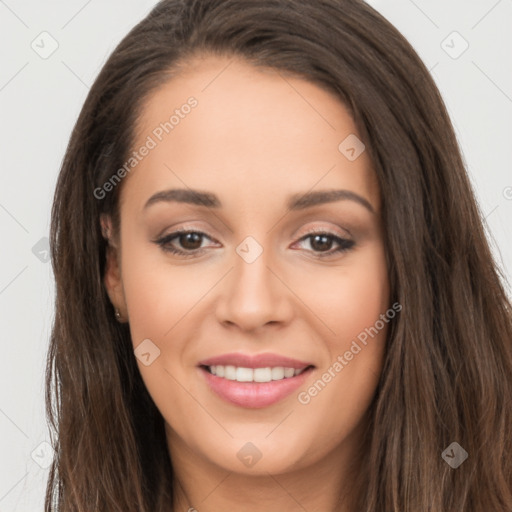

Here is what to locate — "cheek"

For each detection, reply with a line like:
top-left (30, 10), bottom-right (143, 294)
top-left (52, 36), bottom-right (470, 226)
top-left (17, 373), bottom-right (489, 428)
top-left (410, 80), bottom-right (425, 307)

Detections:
top-left (293, 245), bottom-right (389, 425)
top-left (119, 245), bottom-right (207, 412)
top-left (336, 258), bottom-right (389, 342)
top-left (120, 243), bottom-right (213, 343)
top-left (291, 243), bottom-right (389, 345)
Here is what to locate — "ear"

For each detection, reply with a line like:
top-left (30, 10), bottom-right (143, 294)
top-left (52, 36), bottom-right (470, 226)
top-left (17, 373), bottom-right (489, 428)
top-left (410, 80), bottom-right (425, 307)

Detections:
top-left (100, 214), bottom-right (128, 321)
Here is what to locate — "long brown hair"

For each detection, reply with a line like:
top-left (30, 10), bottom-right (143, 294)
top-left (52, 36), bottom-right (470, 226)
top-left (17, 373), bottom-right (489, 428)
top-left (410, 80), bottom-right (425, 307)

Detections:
top-left (45, 0), bottom-right (512, 510)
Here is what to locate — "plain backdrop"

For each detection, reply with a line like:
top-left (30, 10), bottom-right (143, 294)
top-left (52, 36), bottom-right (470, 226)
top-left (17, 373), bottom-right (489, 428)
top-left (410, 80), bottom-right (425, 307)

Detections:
top-left (0, 0), bottom-right (511, 510)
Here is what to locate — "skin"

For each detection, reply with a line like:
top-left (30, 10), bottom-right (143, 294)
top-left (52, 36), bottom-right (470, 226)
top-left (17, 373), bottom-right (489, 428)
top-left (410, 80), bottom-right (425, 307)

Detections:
top-left (103, 54), bottom-right (390, 512)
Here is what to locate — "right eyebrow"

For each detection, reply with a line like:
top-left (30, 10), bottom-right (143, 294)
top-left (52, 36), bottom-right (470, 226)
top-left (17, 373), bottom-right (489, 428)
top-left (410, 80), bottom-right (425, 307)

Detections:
top-left (144, 188), bottom-right (221, 210)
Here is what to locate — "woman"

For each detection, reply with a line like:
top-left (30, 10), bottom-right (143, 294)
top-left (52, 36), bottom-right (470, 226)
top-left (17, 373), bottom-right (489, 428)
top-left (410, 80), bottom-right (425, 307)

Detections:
top-left (45, 0), bottom-right (512, 510)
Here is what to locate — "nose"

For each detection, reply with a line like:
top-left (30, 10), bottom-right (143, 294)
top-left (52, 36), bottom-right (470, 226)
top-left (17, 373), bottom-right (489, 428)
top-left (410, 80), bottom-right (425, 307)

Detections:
top-left (215, 243), bottom-right (294, 332)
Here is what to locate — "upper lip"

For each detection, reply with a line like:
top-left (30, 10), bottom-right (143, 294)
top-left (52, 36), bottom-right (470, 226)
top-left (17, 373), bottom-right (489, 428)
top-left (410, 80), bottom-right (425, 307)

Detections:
top-left (198, 352), bottom-right (315, 370)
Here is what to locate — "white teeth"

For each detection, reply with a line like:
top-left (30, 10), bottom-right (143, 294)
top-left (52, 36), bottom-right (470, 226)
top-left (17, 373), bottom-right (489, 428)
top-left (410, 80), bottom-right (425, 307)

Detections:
top-left (254, 367), bottom-right (272, 382)
top-left (271, 367), bottom-right (284, 380)
top-left (224, 365), bottom-right (236, 380)
top-left (207, 365), bottom-right (308, 382)
top-left (236, 367), bottom-right (253, 382)
top-left (284, 367), bottom-right (295, 378)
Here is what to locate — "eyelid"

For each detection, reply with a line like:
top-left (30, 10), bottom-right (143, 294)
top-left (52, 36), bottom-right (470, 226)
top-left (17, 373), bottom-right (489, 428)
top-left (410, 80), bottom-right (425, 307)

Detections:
top-left (154, 227), bottom-right (219, 248)
top-left (293, 223), bottom-right (352, 240)
top-left (154, 220), bottom-right (215, 238)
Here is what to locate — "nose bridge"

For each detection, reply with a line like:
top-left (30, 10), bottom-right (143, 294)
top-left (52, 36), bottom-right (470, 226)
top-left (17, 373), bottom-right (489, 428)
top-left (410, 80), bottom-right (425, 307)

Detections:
top-left (216, 234), bottom-right (292, 329)
top-left (237, 236), bottom-right (273, 288)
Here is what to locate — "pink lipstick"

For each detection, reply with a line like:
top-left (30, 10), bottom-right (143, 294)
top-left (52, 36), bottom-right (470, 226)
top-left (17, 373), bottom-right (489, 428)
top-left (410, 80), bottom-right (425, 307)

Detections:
top-left (197, 352), bottom-right (315, 408)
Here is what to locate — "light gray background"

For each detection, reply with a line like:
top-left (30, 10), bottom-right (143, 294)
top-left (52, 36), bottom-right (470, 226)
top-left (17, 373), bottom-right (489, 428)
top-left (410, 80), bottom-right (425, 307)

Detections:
top-left (0, 1), bottom-right (511, 510)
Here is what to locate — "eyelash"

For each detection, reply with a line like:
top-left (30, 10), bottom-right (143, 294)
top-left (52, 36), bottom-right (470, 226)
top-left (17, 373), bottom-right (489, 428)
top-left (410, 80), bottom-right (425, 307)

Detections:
top-left (153, 228), bottom-right (355, 259)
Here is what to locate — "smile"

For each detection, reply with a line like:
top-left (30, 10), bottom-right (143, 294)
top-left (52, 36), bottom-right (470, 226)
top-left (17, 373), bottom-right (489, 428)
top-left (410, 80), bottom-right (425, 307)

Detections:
top-left (197, 354), bottom-right (315, 408)
top-left (197, 352), bottom-right (316, 408)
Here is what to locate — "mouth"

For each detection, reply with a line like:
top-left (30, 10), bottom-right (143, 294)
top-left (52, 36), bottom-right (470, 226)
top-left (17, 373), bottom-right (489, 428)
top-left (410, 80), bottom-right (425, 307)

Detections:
top-left (197, 353), bottom-right (316, 408)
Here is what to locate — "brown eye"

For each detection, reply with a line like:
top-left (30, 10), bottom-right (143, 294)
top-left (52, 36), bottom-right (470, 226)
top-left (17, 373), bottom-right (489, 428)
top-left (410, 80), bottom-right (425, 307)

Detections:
top-left (154, 230), bottom-right (216, 257)
top-left (309, 234), bottom-right (334, 252)
top-left (178, 232), bottom-right (204, 250)
top-left (295, 231), bottom-right (355, 258)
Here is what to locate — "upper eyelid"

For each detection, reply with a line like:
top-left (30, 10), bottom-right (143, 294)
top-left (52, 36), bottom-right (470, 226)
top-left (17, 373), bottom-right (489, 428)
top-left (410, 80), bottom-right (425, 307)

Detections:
top-left (297, 226), bottom-right (351, 239)
top-left (154, 216), bottom-right (353, 240)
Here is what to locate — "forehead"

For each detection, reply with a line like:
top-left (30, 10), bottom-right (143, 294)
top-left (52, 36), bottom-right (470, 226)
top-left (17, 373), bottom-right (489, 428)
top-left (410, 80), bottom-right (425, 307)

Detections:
top-left (122, 54), bottom-right (380, 214)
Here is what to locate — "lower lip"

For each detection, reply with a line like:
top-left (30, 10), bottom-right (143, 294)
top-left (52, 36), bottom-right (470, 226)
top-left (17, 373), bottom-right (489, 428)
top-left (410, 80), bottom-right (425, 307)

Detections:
top-left (199, 366), bottom-right (314, 408)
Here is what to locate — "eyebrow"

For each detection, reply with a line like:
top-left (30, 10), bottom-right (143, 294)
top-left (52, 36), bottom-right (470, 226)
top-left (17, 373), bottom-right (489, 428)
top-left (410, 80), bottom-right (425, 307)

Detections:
top-left (143, 188), bottom-right (375, 213)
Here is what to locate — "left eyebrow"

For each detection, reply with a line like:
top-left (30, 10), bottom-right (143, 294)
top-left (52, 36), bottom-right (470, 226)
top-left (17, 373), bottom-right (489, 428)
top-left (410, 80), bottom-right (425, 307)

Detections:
top-left (287, 189), bottom-right (375, 213)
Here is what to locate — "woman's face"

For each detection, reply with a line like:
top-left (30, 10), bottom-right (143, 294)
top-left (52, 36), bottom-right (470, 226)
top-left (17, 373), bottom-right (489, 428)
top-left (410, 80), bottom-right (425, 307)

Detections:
top-left (104, 54), bottom-right (390, 476)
